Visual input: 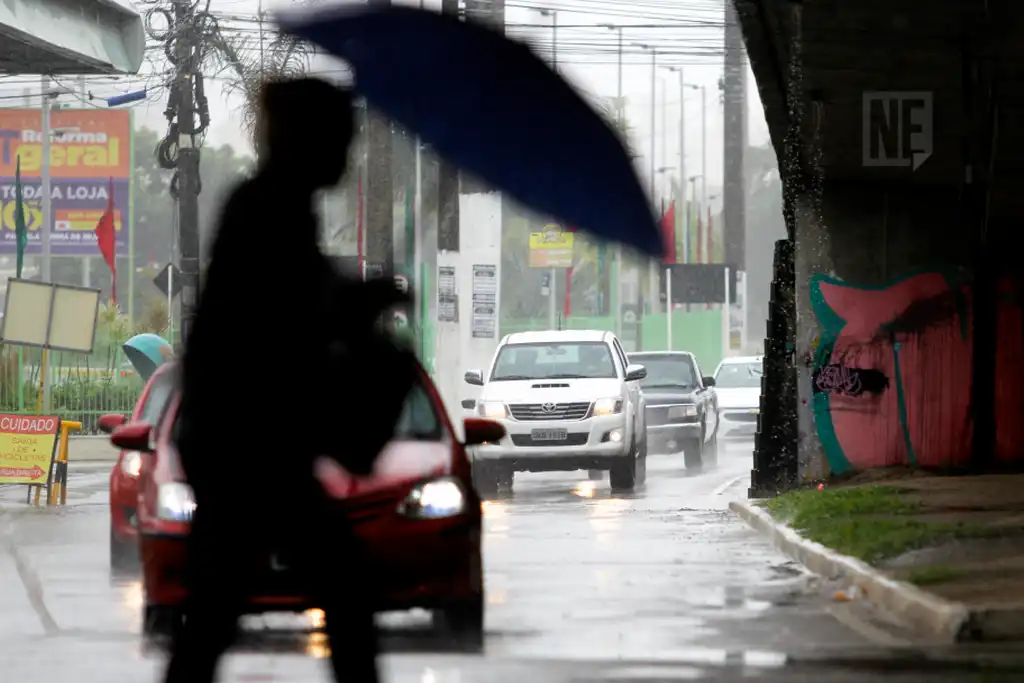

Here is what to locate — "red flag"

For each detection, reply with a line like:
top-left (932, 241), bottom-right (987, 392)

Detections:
top-left (660, 200), bottom-right (676, 264)
top-left (94, 177), bottom-right (117, 305)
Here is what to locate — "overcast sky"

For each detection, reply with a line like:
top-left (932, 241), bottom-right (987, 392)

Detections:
top-left (1, 0), bottom-right (771, 204)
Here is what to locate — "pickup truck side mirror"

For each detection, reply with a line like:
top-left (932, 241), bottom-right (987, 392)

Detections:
top-left (625, 364), bottom-right (647, 382)
top-left (464, 370), bottom-right (484, 386)
top-left (703, 376), bottom-right (716, 387)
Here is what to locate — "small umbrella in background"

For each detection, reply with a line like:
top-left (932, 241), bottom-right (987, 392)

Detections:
top-left (275, 3), bottom-right (662, 257)
top-left (122, 333), bottom-right (174, 382)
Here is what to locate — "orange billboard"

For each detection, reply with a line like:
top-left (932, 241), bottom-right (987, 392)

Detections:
top-left (0, 108), bottom-right (130, 179)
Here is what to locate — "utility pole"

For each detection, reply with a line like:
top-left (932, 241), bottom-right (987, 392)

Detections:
top-left (603, 23), bottom-right (624, 335)
top-left (40, 78), bottom-right (52, 285)
top-left (174, 0), bottom-right (201, 345)
top-left (723, 0), bottom-right (747, 269)
top-left (366, 0), bottom-right (394, 279)
top-left (647, 46), bottom-right (658, 316)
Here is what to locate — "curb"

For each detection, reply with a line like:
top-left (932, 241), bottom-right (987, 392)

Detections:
top-left (729, 499), bottom-right (972, 643)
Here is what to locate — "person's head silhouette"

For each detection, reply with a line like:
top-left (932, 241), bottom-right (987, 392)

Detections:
top-left (257, 78), bottom-right (355, 190)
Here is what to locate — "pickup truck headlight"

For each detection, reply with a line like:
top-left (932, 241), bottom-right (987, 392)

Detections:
top-left (478, 401), bottom-right (507, 419)
top-left (157, 483), bottom-right (196, 522)
top-left (668, 405), bottom-right (698, 419)
top-left (397, 478), bottom-right (465, 519)
top-left (593, 397), bottom-right (623, 416)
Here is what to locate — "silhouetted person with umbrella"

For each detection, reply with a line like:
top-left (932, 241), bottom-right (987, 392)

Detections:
top-left (165, 77), bottom-right (414, 683)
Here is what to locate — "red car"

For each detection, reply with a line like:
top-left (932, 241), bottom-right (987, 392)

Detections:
top-left (106, 361), bottom-right (503, 644)
top-left (101, 363), bottom-right (178, 572)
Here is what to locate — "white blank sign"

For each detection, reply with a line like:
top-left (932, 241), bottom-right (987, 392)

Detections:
top-left (50, 287), bottom-right (101, 353)
top-left (1, 279), bottom-right (101, 353)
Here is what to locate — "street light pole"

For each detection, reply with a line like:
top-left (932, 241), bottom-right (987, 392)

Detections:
top-left (701, 86), bottom-right (708, 222)
top-left (541, 8), bottom-right (558, 329)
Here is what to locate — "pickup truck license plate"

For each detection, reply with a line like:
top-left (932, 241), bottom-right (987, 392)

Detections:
top-left (531, 428), bottom-right (568, 441)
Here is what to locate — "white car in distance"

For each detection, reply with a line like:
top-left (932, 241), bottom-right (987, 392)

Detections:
top-left (463, 330), bottom-right (648, 495)
top-left (712, 355), bottom-right (764, 440)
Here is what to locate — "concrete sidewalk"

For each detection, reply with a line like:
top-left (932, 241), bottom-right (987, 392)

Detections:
top-left (68, 436), bottom-right (119, 463)
top-left (731, 472), bottom-right (1024, 643)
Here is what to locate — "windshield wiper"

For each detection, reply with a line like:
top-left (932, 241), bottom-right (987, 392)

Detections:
top-left (491, 375), bottom-right (534, 381)
top-left (544, 373), bottom-right (587, 379)
top-left (644, 383), bottom-right (694, 390)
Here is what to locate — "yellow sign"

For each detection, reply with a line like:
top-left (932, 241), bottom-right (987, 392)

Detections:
top-left (0, 414), bottom-right (60, 485)
top-left (529, 225), bottom-right (575, 268)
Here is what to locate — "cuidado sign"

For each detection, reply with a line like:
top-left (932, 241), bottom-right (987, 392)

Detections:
top-left (0, 414), bottom-right (60, 486)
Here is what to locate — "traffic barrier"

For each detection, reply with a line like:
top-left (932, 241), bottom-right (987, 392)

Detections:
top-left (22, 420), bottom-right (82, 507)
top-left (48, 421), bottom-right (82, 506)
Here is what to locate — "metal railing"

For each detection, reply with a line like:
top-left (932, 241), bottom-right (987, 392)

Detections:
top-left (0, 345), bottom-right (143, 433)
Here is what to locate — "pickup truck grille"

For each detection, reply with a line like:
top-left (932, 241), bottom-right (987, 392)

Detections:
top-left (508, 402), bottom-right (591, 421)
top-left (511, 433), bottom-right (589, 447)
top-left (646, 404), bottom-right (696, 426)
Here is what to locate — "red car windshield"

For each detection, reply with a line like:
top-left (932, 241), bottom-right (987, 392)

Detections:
top-left (393, 378), bottom-right (443, 441)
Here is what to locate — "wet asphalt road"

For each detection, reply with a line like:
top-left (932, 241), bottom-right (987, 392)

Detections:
top-left (1, 443), bottom-right (1023, 682)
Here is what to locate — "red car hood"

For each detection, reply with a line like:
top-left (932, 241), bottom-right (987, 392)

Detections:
top-left (314, 440), bottom-right (452, 499)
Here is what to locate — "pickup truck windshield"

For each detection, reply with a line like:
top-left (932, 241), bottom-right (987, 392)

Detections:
top-left (491, 342), bottom-right (616, 381)
top-left (632, 356), bottom-right (697, 390)
top-left (714, 362), bottom-right (763, 389)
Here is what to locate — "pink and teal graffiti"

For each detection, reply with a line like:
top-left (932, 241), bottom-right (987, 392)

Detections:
top-left (809, 271), bottom-right (1024, 474)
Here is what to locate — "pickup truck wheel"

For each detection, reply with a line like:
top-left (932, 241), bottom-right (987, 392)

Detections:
top-left (587, 470), bottom-right (604, 481)
top-left (609, 441), bottom-right (637, 491)
top-left (472, 464), bottom-right (500, 499)
top-left (704, 431), bottom-right (719, 467)
top-left (635, 430), bottom-right (648, 485)
top-left (496, 468), bottom-right (514, 491)
top-left (683, 436), bottom-right (703, 471)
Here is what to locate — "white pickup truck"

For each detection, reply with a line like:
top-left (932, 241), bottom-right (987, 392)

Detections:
top-left (463, 329), bottom-right (648, 495)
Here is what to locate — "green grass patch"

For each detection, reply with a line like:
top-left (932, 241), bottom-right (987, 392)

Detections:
top-left (765, 485), bottom-right (1004, 563)
top-left (765, 485), bottom-right (918, 526)
top-left (901, 565), bottom-right (965, 586)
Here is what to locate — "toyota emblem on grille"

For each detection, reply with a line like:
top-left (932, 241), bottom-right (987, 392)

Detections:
top-left (541, 402), bottom-right (558, 413)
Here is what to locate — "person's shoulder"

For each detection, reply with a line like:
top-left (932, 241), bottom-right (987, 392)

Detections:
top-left (224, 175), bottom-right (266, 206)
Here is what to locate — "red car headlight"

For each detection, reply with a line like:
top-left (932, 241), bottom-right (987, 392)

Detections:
top-left (120, 451), bottom-right (142, 478)
top-left (397, 477), bottom-right (466, 519)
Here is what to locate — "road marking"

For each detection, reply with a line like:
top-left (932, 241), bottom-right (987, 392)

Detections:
top-left (712, 474), bottom-right (745, 496)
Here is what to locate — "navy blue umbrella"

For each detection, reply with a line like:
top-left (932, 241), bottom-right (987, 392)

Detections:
top-left (275, 4), bottom-right (662, 257)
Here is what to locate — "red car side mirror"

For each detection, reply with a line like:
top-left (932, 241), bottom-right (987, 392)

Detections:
top-left (463, 418), bottom-right (505, 446)
top-left (98, 413), bottom-right (128, 435)
top-left (111, 423), bottom-right (155, 453)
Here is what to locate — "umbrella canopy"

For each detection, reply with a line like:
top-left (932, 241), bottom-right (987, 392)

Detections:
top-left (122, 333), bottom-right (173, 382)
top-left (275, 4), bottom-right (662, 257)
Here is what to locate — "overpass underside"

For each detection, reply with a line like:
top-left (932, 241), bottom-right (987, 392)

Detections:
top-left (734, 0), bottom-right (1024, 491)
top-left (1, 0), bottom-right (143, 75)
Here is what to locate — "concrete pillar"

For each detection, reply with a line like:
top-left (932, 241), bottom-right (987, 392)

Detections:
top-left (794, 190), bottom-right (833, 483)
